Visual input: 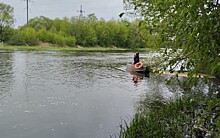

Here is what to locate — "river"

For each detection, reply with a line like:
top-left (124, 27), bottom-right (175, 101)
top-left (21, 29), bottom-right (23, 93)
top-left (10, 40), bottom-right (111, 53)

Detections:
top-left (0, 50), bottom-right (182, 138)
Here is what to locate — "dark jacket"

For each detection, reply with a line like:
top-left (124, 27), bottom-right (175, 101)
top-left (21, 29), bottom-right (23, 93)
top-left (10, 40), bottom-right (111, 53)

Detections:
top-left (133, 54), bottom-right (140, 64)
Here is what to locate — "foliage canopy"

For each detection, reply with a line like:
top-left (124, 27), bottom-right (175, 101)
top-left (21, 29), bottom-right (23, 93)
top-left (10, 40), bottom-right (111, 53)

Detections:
top-left (123, 0), bottom-right (220, 79)
top-left (0, 2), bottom-right (14, 42)
top-left (5, 13), bottom-right (159, 49)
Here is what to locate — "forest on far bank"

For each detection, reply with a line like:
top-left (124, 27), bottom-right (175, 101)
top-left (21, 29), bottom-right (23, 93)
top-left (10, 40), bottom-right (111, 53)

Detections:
top-left (0, 2), bottom-right (161, 49)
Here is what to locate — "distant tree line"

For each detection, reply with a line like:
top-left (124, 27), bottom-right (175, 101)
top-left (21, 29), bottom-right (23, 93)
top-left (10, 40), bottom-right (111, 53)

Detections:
top-left (0, 2), bottom-right (160, 48)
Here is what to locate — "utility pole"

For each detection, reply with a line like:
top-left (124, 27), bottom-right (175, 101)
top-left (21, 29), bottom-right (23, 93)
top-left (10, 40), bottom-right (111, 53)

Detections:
top-left (23, 0), bottom-right (33, 26)
top-left (78, 5), bottom-right (85, 19)
top-left (26, 0), bottom-right (29, 25)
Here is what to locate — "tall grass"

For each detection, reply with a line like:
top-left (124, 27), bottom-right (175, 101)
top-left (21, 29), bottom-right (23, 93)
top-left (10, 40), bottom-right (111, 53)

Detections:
top-left (119, 94), bottom-right (220, 138)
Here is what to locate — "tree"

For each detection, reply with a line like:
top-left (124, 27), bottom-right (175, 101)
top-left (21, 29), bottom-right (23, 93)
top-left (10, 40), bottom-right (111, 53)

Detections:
top-left (53, 17), bottom-right (72, 36)
top-left (113, 21), bottom-right (129, 48)
top-left (87, 13), bottom-right (98, 22)
top-left (9, 27), bottom-right (39, 46)
top-left (123, 0), bottom-right (220, 80)
top-left (0, 3), bottom-right (14, 42)
top-left (28, 16), bottom-right (53, 31)
top-left (71, 19), bottom-right (97, 46)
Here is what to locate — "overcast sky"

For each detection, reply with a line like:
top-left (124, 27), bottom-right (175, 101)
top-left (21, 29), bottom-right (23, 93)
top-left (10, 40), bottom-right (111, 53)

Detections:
top-left (0, 0), bottom-right (126, 28)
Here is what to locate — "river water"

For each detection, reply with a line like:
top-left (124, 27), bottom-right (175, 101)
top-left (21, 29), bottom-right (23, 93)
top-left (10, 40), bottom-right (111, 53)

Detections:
top-left (0, 51), bottom-right (182, 138)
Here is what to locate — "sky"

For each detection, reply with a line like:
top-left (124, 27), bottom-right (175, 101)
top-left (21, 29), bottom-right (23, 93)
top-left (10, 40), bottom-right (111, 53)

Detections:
top-left (0, 0), bottom-right (126, 28)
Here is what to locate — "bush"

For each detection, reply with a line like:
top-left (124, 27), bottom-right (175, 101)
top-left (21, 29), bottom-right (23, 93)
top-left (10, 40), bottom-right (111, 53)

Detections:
top-left (119, 94), bottom-right (220, 138)
top-left (8, 31), bottom-right (25, 45)
top-left (38, 29), bottom-right (55, 44)
top-left (54, 34), bottom-right (65, 46)
top-left (65, 36), bottom-right (76, 47)
top-left (9, 28), bottom-right (39, 45)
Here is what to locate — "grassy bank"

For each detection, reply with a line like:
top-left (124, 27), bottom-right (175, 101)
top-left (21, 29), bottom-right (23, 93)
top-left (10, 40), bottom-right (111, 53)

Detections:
top-left (0, 45), bottom-right (131, 52)
top-left (119, 93), bottom-right (220, 138)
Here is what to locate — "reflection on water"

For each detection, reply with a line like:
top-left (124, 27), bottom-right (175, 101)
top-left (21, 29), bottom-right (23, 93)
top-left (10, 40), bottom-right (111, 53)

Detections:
top-left (134, 75), bottom-right (184, 113)
top-left (132, 75), bottom-right (144, 84)
top-left (0, 51), bottom-right (184, 138)
top-left (0, 51), bottom-right (14, 100)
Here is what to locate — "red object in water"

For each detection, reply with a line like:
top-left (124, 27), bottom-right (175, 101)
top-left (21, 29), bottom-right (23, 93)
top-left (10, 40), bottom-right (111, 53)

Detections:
top-left (126, 62), bottom-right (151, 78)
top-left (126, 64), bottom-right (145, 72)
top-left (134, 62), bottom-right (143, 69)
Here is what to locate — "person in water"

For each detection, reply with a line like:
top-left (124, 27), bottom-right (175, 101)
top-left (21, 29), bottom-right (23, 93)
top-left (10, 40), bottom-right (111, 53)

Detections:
top-left (133, 52), bottom-right (140, 65)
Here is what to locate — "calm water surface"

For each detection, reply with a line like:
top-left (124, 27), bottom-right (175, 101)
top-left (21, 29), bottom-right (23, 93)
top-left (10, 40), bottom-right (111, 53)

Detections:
top-left (0, 51), bottom-right (182, 138)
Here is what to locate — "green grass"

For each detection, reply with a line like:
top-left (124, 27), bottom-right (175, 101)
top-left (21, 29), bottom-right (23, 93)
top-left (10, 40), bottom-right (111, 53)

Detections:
top-left (0, 45), bottom-right (131, 52)
top-left (119, 94), bottom-right (220, 138)
top-left (0, 45), bottom-right (157, 53)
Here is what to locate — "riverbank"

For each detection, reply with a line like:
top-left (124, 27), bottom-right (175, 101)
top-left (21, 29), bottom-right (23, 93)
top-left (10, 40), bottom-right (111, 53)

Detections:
top-left (0, 45), bottom-right (156, 53)
top-left (0, 45), bottom-right (131, 52)
top-left (119, 92), bottom-right (220, 137)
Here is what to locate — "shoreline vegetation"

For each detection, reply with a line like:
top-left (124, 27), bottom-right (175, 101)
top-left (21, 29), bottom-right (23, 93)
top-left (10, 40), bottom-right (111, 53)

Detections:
top-left (0, 45), bottom-right (154, 53)
top-left (118, 56), bottom-right (220, 137)
top-left (119, 93), bottom-right (220, 138)
top-left (120, 3), bottom-right (220, 137)
top-left (0, 45), bottom-right (130, 52)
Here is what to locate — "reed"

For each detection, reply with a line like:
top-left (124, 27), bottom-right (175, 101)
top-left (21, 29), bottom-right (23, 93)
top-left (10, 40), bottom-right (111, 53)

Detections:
top-left (119, 94), bottom-right (220, 137)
